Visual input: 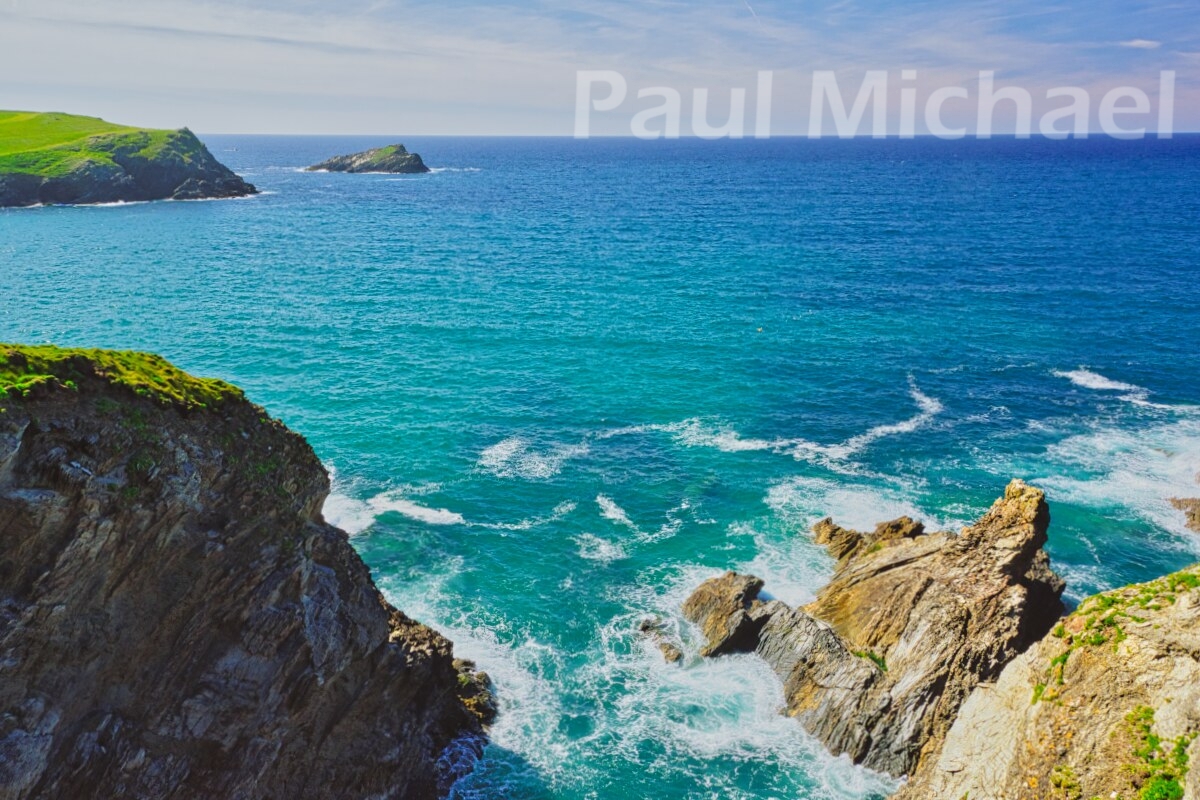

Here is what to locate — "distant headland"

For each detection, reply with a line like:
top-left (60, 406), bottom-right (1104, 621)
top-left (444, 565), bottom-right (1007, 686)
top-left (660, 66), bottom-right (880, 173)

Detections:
top-left (0, 111), bottom-right (256, 208)
top-left (306, 143), bottom-right (430, 174)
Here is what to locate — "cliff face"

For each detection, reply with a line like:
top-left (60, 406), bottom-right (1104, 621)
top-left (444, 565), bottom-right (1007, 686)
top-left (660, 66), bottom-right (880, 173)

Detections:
top-left (897, 566), bottom-right (1200, 800)
top-left (0, 346), bottom-right (488, 799)
top-left (682, 480), bottom-right (1065, 778)
top-left (307, 144), bottom-right (430, 174)
top-left (0, 128), bottom-right (256, 207)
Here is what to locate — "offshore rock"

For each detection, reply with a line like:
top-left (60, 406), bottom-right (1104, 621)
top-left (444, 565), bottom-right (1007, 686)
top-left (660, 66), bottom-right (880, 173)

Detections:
top-left (682, 480), bottom-right (1065, 777)
top-left (307, 144), bottom-right (430, 174)
top-left (897, 565), bottom-right (1200, 800)
top-left (0, 345), bottom-right (487, 799)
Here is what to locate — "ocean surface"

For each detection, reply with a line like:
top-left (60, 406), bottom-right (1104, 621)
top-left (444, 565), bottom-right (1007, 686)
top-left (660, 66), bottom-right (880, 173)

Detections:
top-left (3, 135), bottom-right (1200, 799)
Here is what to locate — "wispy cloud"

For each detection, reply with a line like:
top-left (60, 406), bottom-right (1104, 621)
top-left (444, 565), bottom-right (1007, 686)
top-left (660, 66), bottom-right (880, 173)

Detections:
top-left (0, 0), bottom-right (1194, 133)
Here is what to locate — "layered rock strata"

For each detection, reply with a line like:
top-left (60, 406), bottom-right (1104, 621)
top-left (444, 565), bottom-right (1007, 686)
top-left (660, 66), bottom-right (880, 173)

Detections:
top-left (0, 345), bottom-right (488, 799)
top-left (682, 480), bottom-right (1065, 778)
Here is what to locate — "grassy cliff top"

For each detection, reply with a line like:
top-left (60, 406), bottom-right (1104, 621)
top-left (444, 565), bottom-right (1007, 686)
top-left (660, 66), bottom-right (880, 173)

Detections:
top-left (0, 344), bottom-right (243, 410)
top-left (0, 110), bottom-right (185, 178)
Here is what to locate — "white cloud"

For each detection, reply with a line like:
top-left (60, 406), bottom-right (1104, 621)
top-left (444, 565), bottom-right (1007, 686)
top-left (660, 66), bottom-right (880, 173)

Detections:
top-left (0, 0), bottom-right (1193, 134)
top-left (1119, 39), bottom-right (1162, 49)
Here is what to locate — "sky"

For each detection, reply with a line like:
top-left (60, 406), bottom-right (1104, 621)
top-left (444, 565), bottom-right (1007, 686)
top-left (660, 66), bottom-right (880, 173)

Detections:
top-left (0, 0), bottom-right (1196, 135)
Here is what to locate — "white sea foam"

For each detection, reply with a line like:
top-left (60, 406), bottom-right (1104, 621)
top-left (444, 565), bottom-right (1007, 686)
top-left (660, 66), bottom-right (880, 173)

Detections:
top-left (1032, 418), bottom-right (1200, 544)
top-left (321, 469), bottom-right (575, 533)
top-left (478, 500), bottom-right (578, 532)
top-left (597, 420), bottom-right (781, 452)
top-left (321, 491), bottom-right (377, 535)
top-left (377, 496), bottom-right (467, 526)
top-left (377, 541), bottom-right (899, 799)
top-left (596, 494), bottom-right (639, 531)
top-left (327, 489), bottom-right (466, 527)
top-left (599, 381), bottom-right (944, 468)
top-left (478, 436), bottom-right (589, 480)
top-left (574, 533), bottom-right (628, 563)
top-left (575, 569), bottom-right (901, 798)
top-left (668, 419), bottom-right (778, 452)
top-left (377, 573), bottom-right (586, 794)
top-left (789, 383), bottom-right (945, 463)
top-left (1050, 367), bottom-right (1185, 408)
top-left (1054, 368), bottom-right (1144, 393)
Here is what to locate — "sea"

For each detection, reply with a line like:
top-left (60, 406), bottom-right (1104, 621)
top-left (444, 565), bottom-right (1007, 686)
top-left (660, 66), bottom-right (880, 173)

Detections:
top-left (3, 135), bottom-right (1199, 799)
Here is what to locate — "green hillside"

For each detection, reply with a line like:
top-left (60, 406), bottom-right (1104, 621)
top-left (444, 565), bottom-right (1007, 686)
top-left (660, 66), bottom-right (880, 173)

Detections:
top-left (0, 110), bottom-right (176, 178)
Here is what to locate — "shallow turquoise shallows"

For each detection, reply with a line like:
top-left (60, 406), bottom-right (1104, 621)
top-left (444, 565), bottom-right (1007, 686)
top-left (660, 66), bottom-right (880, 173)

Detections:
top-left (4, 135), bottom-right (1200, 799)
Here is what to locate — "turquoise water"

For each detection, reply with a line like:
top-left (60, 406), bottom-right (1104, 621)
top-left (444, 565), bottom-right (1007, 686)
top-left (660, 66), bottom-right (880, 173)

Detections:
top-left (3, 135), bottom-right (1200, 799)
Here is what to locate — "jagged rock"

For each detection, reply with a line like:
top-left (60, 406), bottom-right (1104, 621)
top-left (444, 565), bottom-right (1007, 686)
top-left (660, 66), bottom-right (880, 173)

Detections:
top-left (1171, 497), bottom-right (1200, 533)
top-left (638, 617), bottom-right (684, 664)
top-left (682, 480), bottom-right (1065, 777)
top-left (680, 573), bottom-right (777, 657)
top-left (307, 144), bottom-right (430, 174)
top-left (0, 346), bottom-right (487, 799)
top-left (897, 565), bottom-right (1200, 800)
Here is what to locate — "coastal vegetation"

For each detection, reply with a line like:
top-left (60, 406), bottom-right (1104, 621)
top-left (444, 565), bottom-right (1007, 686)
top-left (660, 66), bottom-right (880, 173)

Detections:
top-left (0, 344), bottom-right (242, 410)
top-left (0, 110), bottom-right (255, 206)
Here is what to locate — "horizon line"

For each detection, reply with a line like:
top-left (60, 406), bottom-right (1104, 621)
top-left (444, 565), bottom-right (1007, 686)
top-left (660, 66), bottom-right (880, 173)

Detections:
top-left (196, 131), bottom-right (1200, 138)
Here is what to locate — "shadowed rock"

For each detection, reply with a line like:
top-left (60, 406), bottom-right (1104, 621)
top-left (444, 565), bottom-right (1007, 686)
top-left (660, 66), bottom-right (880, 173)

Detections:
top-left (0, 128), bottom-right (256, 207)
top-left (0, 345), bottom-right (488, 799)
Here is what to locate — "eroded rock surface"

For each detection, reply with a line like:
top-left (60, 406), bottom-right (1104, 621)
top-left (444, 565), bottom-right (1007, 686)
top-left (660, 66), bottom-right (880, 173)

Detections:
top-left (0, 347), bottom-right (488, 799)
top-left (682, 480), bottom-right (1065, 777)
top-left (897, 566), bottom-right (1200, 800)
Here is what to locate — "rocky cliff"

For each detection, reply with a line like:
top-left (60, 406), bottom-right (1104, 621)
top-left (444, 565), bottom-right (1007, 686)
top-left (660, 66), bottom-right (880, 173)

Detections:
top-left (0, 122), bottom-right (256, 207)
top-left (682, 480), bottom-right (1065, 778)
top-left (0, 345), bottom-right (489, 799)
top-left (307, 144), bottom-right (430, 174)
top-left (896, 564), bottom-right (1200, 800)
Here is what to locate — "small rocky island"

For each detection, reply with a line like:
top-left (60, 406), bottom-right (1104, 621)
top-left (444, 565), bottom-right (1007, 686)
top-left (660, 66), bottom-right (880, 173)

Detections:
top-left (0, 111), bottom-right (256, 207)
top-left (307, 143), bottom-right (430, 174)
top-left (680, 481), bottom-right (1200, 799)
top-left (0, 345), bottom-right (491, 799)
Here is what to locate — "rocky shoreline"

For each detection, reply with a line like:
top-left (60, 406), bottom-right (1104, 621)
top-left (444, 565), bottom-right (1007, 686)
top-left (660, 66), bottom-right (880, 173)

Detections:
top-left (3, 344), bottom-right (1198, 799)
top-left (681, 480), bottom-right (1200, 799)
top-left (0, 346), bottom-right (488, 799)
top-left (0, 128), bottom-right (256, 208)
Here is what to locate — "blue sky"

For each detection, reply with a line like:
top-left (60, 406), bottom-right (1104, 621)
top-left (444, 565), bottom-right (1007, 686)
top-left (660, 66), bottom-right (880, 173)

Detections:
top-left (0, 0), bottom-right (1194, 134)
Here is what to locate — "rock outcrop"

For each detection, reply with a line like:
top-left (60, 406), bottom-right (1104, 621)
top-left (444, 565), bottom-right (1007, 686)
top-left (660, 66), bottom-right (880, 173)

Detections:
top-left (0, 345), bottom-right (488, 799)
top-left (0, 129), bottom-right (256, 207)
top-left (307, 144), bottom-right (430, 174)
top-left (682, 480), bottom-right (1065, 778)
top-left (1172, 497), bottom-right (1200, 533)
top-left (897, 565), bottom-right (1200, 800)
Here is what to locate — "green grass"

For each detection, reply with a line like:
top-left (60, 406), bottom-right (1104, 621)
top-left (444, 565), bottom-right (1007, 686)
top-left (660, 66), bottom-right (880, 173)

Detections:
top-left (0, 110), bottom-right (183, 178)
top-left (853, 649), bottom-right (888, 672)
top-left (1125, 706), bottom-right (1193, 800)
top-left (0, 344), bottom-right (243, 410)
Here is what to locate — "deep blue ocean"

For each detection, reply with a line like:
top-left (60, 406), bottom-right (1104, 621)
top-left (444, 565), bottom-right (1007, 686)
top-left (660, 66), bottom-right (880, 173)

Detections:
top-left (3, 135), bottom-right (1199, 799)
